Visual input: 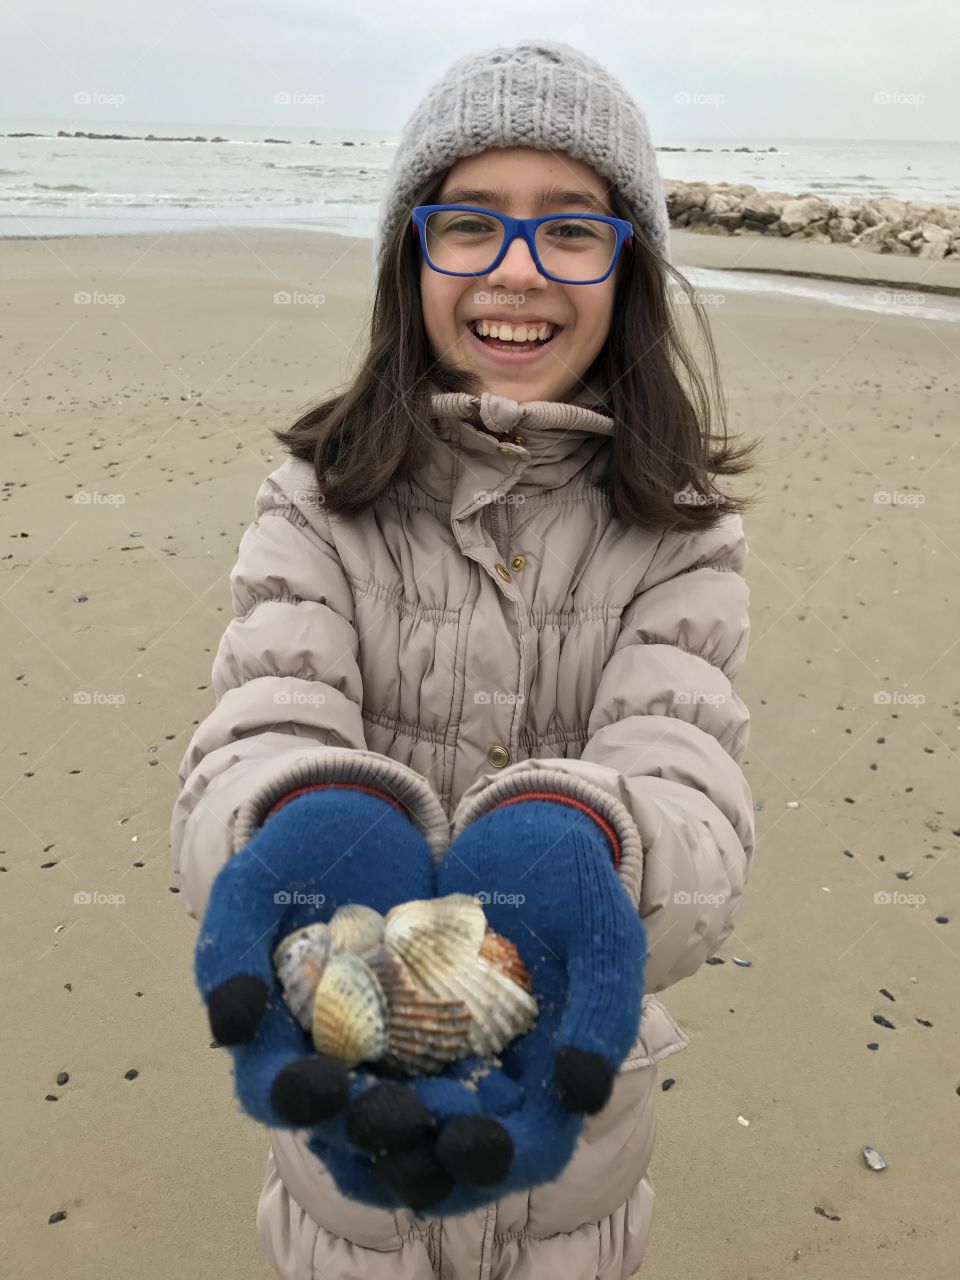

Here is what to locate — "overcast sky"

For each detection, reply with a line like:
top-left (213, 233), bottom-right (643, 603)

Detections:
top-left (1, 0), bottom-right (957, 141)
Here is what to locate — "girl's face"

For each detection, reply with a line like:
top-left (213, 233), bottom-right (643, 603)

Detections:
top-left (420, 147), bottom-right (620, 404)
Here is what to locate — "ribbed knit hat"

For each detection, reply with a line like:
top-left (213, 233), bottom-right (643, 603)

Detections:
top-left (371, 40), bottom-right (670, 277)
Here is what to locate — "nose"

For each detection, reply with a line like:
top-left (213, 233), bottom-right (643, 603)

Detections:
top-left (486, 231), bottom-right (547, 290)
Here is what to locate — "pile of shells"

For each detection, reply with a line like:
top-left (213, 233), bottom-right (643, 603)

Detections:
top-left (272, 894), bottom-right (538, 1076)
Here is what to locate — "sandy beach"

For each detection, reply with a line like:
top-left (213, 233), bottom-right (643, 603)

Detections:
top-left (2, 224), bottom-right (958, 1279)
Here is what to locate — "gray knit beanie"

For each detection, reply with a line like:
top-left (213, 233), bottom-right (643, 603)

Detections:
top-left (371, 40), bottom-right (670, 277)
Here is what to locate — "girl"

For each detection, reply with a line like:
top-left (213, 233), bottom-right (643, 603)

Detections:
top-left (171, 40), bottom-right (759, 1280)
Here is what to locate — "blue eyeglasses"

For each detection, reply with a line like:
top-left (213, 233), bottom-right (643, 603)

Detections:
top-left (411, 204), bottom-right (633, 285)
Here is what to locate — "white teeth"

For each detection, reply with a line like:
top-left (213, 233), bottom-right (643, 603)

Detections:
top-left (473, 320), bottom-right (555, 343)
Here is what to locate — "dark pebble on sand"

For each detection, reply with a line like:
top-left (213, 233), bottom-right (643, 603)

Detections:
top-left (56, 1071), bottom-right (68, 1085)
top-left (64, 983), bottom-right (72, 992)
top-left (661, 1078), bottom-right (676, 1091)
top-left (706, 956), bottom-right (725, 965)
top-left (40, 861), bottom-right (57, 869)
top-left (814, 1206), bottom-right (841, 1221)
top-left (876, 736), bottom-right (885, 744)
top-left (867, 1043), bottom-right (879, 1051)
top-left (44, 1094), bottom-right (58, 1101)
top-left (879, 989), bottom-right (895, 1002)
top-left (124, 1068), bottom-right (139, 1080)
top-left (48, 1210), bottom-right (67, 1224)
top-left (844, 797), bottom-right (855, 804)
top-left (843, 849), bottom-right (854, 857)
top-left (896, 871), bottom-right (913, 880)
top-left (169, 885), bottom-right (180, 893)
top-left (917, 1018), bottom-right (933, 1027)
top-left (873, 1014), bottom-right (895, 1029)
top-left (935, 916), bottom-right (949, 924)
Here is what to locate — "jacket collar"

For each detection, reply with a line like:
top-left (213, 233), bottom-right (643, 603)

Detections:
top-left (406, 376), bottom-right (616, 508)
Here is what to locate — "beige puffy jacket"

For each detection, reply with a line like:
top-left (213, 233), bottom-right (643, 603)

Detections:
top-left (170, 378), bottom-right (755, 1280)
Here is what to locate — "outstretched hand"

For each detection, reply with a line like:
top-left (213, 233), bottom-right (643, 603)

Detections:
top-left (195, 785), bottom-right (647, 1216)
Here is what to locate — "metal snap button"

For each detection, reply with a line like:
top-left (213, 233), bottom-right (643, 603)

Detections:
top-left (487, 744), bottom-right (510, 768)
top-left (495, 563), bottom-right (512, 582)
top-left (510, 555), bottom-right (526, 571)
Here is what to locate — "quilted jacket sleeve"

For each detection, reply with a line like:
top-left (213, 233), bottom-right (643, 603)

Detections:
top-left (169, 458), bottom-right (449, 924)
top-left (449, 511), bottom-right (755, 996)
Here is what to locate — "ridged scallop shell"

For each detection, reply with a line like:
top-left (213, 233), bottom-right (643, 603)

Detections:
top-left (310, 951), bottom-right (389, 1064)
top-left (271, 923), bottom-right (332, 1030)
top-left (327, 903), bottom-right (385, 955)
top-left (381, 894), bottom-right (538, 1066)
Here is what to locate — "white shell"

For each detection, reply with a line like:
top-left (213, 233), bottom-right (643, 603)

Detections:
top-left (272, 923), bottom-right (332, 1030)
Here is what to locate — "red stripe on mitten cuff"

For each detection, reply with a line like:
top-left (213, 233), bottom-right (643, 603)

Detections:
top-left (262, 781), bottom-right (405, 826)
top-left (486, 791), bottom-right (622, 869)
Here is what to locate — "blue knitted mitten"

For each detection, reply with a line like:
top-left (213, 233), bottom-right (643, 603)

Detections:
top-left (194, 782), bottom-right (436, 1130)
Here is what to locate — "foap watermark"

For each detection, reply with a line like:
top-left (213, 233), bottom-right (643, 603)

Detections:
top-left (673, 484), bottom-right (728, 507)
top-left (873, 90), bottom-right (925, 108)
top-left (473, 289), bottom-right (528, 309)
top-left (673, 90), bottom-right (726, 109)
top-left (74, 690), bottom-right (125, 707)
top-left (875, 289), bottom-right (926, 310)
top-left (473, 690), bottom-right (525, 706)
top-left (674, 890), bottom-right (728, 906)
top-left (874, 890), bottom-right (925, 907)
top-left (874, 489), bottom-right (925, 506)
top-left (873, 690), bottom-right (925, 707)
top-left (274, 290), bottom-right (325, 308)
top-left (74, 90), bottom-right (125, 108)
top-left (274, 890), bottom-right (326, 907)
top-left (74, 890), bottom-right (125, 907)
top-left (674, 690), bottom-right (727, 707)
top-left (74, 290), bottom-right (125, 308)
top-left (274, 690), bottom-right (326, 707)
top-left (274, 90), bottom-right (326, 108)
top-left (275, 488), bottom-right (325, 508)
top-left (73, 489), bottom-right (126, 506)
top-left (475, 890), bottom-right (526, 907)
top-left (673, 288), bottom-right (726, 309)
top-left (473, 489), bottom-right (526, 506)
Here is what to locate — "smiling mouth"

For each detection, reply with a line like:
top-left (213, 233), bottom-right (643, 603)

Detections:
top-left (465, 319), bottom-right (563, 356)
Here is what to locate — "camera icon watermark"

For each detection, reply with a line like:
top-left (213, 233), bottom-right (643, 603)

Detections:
top-left (873, 890), bottom-right (925, 906)
top-left (74, 890), bottom-right (125, 907)
top-left (273, 890), bottom-right (326, 907)
top-left (474, 890), bottom-right (526, 907)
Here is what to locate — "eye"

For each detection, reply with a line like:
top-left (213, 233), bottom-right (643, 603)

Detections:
top-left (543, 219), bottom-right (601, 240)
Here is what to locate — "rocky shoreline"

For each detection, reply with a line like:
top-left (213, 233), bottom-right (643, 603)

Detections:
top-left (666, 180), bottom-right (960, 261)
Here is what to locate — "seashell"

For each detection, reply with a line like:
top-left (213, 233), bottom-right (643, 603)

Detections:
top-left (380, 894), bottom-right (538, 1067)
top-left (863, 1145), bottom-right (887, 1172)
top-left (310, 951), bottom-right (389, 1064)
top-left (272, 923), bottom-right (332, 1030)
top-left (327, 903), bottom-right (385, 955)
top-left (273, 893), bottom-right (538, 1075)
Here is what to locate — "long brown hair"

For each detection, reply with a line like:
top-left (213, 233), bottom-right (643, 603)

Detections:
top-left (273, 168), bottom-right (761, 533)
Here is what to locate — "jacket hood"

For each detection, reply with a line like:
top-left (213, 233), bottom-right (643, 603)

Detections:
top-left (408, 376), bottom-right (617, 504)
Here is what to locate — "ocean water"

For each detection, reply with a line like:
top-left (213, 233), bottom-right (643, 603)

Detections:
top-left (1, 122), bottom-right (958, 242)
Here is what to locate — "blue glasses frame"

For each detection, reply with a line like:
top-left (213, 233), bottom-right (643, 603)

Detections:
top-left (410, 204), bottom-right (633, 285)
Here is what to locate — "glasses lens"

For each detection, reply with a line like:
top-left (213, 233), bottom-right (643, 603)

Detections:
top-left (534, 217), bottom-right (618, 282)
top-left (424, 209), bottom-right (505, 274)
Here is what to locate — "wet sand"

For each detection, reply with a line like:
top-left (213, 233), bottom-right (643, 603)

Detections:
top-left (1, 226), bottom-right (958, 1279)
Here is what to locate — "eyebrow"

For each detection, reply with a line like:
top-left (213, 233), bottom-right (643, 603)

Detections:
top-left (438, 185), bottom-right (614, 217)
